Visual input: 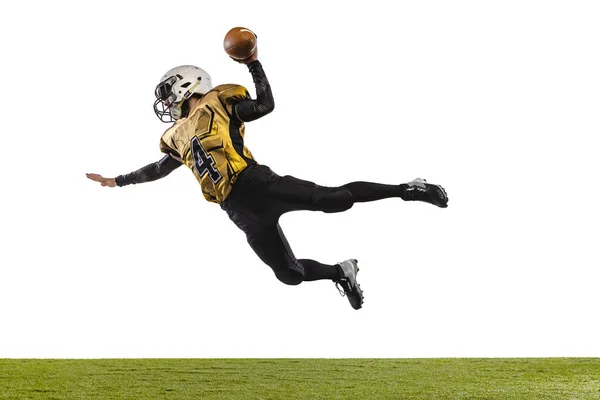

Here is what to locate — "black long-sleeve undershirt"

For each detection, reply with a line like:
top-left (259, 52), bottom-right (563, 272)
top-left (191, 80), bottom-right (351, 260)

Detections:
top-left (234, 60), bottom-right (274, 122)
top-left (115, 155), bottom-right (182, 187)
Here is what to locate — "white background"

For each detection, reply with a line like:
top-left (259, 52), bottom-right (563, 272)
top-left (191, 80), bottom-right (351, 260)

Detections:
top-left (0, 0), bottom-right (599, 358)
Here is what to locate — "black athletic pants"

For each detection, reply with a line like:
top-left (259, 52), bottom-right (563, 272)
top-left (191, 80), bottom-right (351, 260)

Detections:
top-left (220, 164), bottom-right (407, 285)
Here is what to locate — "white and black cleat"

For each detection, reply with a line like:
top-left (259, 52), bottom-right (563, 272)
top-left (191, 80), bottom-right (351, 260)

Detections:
top-left (404, 178), bottom-right (448, 208)
top-left (335, 259), bottom-right (364, 310)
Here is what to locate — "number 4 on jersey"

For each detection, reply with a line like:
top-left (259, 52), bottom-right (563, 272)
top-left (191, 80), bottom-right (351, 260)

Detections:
top-left (191, 136), bottom-right (222, 184)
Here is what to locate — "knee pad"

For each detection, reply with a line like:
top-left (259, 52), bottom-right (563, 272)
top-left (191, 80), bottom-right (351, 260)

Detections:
top-left (317, 187), bottom-right (354, 213)
top-left (275, 269), bottom-right (303, 286)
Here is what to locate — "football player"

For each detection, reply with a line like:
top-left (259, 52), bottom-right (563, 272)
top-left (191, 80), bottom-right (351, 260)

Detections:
top-left (86, 48), bottom-right (448, 310)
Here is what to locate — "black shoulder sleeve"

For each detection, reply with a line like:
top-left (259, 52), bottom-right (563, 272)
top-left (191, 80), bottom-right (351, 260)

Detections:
top-left (234, 60), bottom-right (275, 122)
top-left (115, 154), bottom-right (182, 187)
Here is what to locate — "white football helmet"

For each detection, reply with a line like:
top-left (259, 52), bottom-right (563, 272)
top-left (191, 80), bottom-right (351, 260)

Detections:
top-left (153, 65), bottom-right (213, 123)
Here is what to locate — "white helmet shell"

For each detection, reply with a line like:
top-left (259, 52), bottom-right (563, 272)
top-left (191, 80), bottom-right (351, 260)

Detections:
top-left (154, 65), bottom-right (213, 123)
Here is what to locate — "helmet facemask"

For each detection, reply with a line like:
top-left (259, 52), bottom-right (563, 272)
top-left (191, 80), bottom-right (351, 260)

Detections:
top-left (154, 76), bottom-right (180, 123)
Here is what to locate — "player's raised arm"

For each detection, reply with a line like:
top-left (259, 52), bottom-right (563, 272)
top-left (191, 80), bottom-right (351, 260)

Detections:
top-left (86, 154), bottom-right (182, 188)
top-left (234, 57), bottom-right (275, 122)
top-left (224, 28), bottom-right (274, 122)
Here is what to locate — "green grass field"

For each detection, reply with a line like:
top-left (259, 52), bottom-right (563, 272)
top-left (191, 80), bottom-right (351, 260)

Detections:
top-left (1, 358), bottom-right (599, 399)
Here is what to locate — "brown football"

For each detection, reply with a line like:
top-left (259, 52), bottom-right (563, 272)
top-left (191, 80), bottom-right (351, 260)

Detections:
top-left (224, 27), bottom-right (257, 61)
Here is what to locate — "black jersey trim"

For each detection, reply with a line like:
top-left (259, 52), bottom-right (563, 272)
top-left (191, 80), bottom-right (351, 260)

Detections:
top-left (229, 118), bottom-right (257, 166)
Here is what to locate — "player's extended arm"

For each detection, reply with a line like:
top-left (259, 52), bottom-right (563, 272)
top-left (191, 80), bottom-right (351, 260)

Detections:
top-left (115, 154), bottom-right (182, 186)
top-left (234, 60), bottom-right (275, 122)
top-left (86, 154), bottom-right (182, 188)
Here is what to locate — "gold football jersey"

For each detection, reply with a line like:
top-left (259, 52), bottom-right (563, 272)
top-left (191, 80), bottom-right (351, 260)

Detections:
top-left (159, 84), bottom-right (256, 203)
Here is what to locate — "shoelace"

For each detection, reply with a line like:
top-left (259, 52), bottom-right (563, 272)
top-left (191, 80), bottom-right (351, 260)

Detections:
top-left (336, 280), bottom-right (347, 297)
